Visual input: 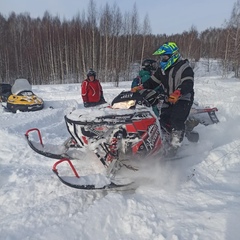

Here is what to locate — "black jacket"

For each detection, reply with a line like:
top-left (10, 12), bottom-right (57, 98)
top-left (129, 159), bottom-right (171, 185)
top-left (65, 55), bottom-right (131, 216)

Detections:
top-left (143, 59), bottom-right (194, 101)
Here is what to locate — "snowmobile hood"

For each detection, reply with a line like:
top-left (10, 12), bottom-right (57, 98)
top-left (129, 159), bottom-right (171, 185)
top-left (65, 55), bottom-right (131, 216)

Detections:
top-left (66, 106), bottom-right (147, 122)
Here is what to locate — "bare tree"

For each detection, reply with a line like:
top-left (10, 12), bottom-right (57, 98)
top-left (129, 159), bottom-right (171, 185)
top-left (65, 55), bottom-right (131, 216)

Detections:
top-left (227, 0), bottom-right (240, 77)
top-left (87, 0), bottom-right (98, 71)
top-left (140, 14), bottom-right (151, 64)
top-left (111, 4), bottom-right (123, 86)
top-left (99, 2), bottom-right (113, 82)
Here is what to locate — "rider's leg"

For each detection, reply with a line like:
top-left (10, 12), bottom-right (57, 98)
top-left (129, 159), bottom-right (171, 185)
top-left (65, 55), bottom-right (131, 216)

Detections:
top-left (170, 100), bottom-right (193, 148)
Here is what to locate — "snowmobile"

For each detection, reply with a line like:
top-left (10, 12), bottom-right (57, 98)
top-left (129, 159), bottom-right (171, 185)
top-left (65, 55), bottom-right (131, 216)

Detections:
top-left (0, 83), bottom-right (12, 102)
top-left (2, 78), bottom-right (44, 113)
top-left (25, 90), bottom-right (219, 190)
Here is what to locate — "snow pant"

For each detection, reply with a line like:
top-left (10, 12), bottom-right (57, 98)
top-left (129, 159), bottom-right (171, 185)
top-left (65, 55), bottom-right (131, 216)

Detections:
top-left (160, 100), bottom-right (193, 134)
top-left (84, 98), bottom-right (107, 108)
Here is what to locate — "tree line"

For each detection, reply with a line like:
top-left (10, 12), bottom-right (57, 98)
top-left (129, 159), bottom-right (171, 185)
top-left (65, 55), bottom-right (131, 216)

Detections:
top-left (0, 0), bottom-right (240, 85)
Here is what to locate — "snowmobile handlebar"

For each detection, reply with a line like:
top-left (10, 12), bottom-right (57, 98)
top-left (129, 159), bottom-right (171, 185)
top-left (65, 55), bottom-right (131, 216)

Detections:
top-left (111, 89), bottom-right (166, 108)
top-left (138, 89), bottom-right (167, 107)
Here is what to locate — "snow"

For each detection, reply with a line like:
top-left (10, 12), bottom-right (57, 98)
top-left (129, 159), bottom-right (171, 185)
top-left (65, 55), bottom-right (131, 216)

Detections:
top-left (1, 61), bottom-right (240, 240)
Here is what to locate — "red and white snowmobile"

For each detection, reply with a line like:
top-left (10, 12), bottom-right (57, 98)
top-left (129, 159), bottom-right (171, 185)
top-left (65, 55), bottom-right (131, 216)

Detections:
top-left (25, 90), bottom-right (219, 190)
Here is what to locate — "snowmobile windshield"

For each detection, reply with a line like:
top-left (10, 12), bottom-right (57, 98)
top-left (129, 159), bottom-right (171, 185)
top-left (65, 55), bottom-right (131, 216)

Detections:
top-left (112, 100), bottom-right (136, 109)
top-left (11, 79), bottom-right (32, 95)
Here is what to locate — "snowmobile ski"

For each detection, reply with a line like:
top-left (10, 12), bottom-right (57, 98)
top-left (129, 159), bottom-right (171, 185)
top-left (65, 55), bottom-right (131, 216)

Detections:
top-left (25, 128), bottom-right (81, 159)
top-left (52, 158), bottom-right (134, 190)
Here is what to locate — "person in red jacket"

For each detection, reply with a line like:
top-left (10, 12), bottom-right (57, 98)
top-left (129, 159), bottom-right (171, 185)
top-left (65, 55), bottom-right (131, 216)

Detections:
top-left (81, 69), bottom-right (106, 107)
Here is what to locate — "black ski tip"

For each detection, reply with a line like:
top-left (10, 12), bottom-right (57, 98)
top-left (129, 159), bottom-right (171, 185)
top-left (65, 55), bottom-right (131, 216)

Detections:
top-left (52, 169), bottom-right (134, 190)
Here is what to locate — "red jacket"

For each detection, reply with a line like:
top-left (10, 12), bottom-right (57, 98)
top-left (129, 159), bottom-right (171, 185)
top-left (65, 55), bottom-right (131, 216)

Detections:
top-left (81, 79), bottom-right (103, 103)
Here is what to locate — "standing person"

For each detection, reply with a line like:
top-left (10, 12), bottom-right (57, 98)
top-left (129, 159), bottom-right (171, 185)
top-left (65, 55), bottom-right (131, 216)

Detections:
top-left (141, 42), bottom-right (194, 153)
top-left (81, 69), bottom-right (106, 108)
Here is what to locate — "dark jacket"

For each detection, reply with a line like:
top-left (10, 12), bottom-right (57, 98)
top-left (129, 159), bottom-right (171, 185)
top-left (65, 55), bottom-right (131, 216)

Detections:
top-left (143, 59), bottom-right (194, 101)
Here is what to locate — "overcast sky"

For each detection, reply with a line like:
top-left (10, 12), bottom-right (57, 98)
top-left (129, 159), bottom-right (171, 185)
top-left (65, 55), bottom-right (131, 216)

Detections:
top-left (0, 0), bottom-right (236, 35)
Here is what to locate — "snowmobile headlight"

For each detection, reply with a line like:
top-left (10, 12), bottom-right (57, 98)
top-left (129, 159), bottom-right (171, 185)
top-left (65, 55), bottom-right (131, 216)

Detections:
top-left (112, 100), bottom-right (136, 109)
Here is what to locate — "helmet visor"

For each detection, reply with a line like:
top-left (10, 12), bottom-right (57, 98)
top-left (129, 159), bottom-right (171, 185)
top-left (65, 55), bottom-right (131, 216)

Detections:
top-left (159, 54), bottom-right (171, 62)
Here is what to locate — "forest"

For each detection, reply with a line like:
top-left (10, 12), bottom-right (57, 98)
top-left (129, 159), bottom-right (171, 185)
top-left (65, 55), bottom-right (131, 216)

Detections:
top-left (0, 0), bottom-right (240, 85)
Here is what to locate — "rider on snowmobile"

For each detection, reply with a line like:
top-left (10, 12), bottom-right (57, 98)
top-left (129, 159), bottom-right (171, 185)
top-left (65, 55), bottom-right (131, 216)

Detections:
top-left (131, 59), bottom-right (164, 116)
top-left (136, 42), bottom-right (195, 153)
top-left (131, 59), bottom-right (157, 92)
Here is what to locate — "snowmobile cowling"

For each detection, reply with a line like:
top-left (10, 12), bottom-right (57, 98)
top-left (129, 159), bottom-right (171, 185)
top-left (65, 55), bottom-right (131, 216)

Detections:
top-left (65, 106), bottom-right (163, 158)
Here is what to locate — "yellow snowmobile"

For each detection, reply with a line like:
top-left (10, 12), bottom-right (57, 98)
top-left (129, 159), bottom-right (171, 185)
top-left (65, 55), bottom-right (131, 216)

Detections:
top-left (5, 79), bottom-right (44, 113)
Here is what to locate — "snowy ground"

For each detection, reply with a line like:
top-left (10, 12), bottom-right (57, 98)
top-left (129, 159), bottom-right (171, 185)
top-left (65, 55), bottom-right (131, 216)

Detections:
top-left (1, 63), bottom-right (240, 240)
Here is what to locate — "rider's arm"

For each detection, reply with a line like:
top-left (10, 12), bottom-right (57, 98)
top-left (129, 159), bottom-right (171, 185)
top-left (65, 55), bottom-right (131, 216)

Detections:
top-left (142, 68), bottom-right (163, 89)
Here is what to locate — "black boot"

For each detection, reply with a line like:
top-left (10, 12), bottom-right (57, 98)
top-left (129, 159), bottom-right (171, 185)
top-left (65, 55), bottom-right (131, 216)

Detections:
top-left (185, 119), bottom-right (200, 142)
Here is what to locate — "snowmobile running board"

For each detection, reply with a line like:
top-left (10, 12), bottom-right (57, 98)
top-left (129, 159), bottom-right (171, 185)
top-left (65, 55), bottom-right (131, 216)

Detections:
top-left (25, 128), bottom-right (71, 159)
top-left (52, 158), bottom-right (133, 190)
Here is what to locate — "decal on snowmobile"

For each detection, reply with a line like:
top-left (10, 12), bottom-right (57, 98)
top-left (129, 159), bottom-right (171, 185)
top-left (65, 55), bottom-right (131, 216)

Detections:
top-left (146, 124), bottom-right (162, 151)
